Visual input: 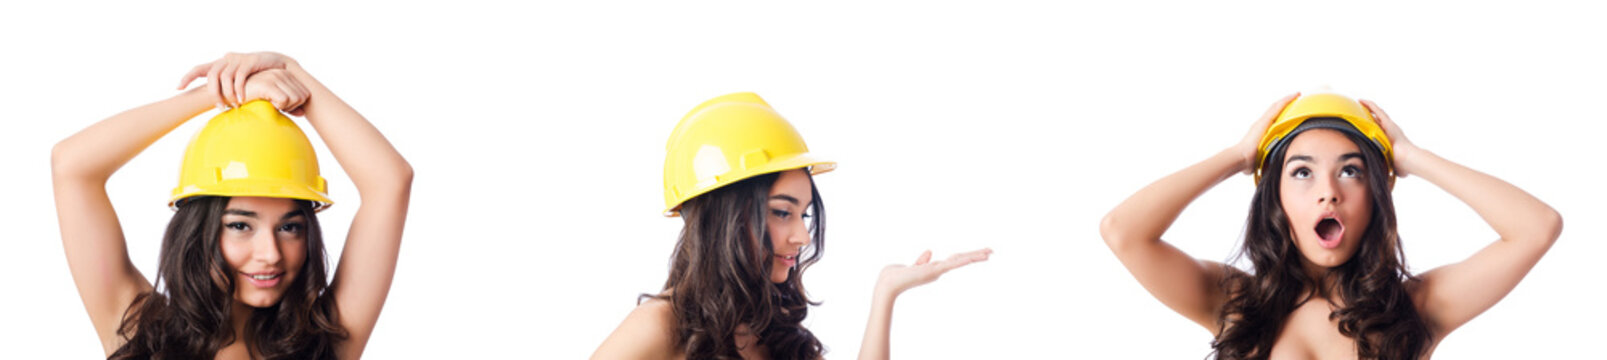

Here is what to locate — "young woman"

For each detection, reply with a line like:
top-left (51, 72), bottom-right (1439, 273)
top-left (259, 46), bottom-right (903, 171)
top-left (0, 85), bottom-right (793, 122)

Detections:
top-left (1101, 92), bottom-right (1562, 359)
top-left (591, 92), bottom-right (992, 360)
top-left (52, 52), bottom-right (413, 359)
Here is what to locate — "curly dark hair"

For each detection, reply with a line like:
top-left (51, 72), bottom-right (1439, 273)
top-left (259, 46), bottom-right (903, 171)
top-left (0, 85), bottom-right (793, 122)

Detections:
top-left (645, 171), bottom-right (826, 360)
top-left (110, 196), bottom-right (347, 359)
top-left (1212, 122), bottom-right (1431, 359)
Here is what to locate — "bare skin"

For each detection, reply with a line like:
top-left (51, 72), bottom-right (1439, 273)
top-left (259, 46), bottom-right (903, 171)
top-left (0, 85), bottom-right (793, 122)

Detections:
top-left (591, 169), bottom-right (993, 359)
top-left (53, 52), bottom-right (413, 359)
top-left (1100, 94), bottom-right (1562, 358)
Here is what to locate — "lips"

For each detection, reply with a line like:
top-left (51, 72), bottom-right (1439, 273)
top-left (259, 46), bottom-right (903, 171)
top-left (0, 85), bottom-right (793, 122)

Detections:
top-left (243, 271), bottom-right (283, 288)
top-left (775, 254), bottom-right (798, 268)
top-left (1315, 216), bottom-right (1344, 249)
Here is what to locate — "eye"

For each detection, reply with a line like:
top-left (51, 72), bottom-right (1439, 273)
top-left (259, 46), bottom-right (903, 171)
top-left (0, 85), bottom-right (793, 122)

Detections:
top-left (278, 223), bottom-right (304, 234)
top-left (771, 209), bottom-right (792, 219)
top-left (1340, 165), bottom-right (1362, 178)
top-left (1290, 167), bottom-right (1311, 179)
top-left (225, 222), bottom-right (251, 231)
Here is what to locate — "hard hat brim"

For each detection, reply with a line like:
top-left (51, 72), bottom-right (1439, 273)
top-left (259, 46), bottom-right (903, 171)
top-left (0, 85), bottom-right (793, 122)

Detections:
top-left (662, 153), bottom-right (834, 217)
top-left (170, 180), bottom-right (333, 212)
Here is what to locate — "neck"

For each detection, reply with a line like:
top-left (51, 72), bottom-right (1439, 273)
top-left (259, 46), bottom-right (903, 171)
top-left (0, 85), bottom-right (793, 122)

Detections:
top-left (231, 301), bottom-right (253, 344)
top-left (1299, 257), bottom-right (1341, 300)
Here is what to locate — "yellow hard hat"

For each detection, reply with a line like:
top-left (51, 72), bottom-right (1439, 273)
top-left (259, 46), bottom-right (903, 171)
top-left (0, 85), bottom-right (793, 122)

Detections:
top-left (1254, 92), bottom-right (1393, 184)
top-left (662, 92), bottom-right (835, 216)
top-left (169, 100), bottom-right (332, 211)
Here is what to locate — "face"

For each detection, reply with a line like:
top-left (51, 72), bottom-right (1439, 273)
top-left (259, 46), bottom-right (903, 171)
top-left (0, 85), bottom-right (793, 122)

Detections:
top-left (1278, 129), bottom-right (1373, 269)
top-left (764, 169), bottom-right (815, 284)
top-left (219, 197), bottom-right (308, 308)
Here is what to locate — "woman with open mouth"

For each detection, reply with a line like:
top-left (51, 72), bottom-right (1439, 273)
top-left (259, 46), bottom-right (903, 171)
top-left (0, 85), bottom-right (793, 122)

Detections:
top-left (1101, 92), bottom-right (1562, 359)
top-left (591, 93), bottom-right (991, 360)
top-left (53, 52), bottom-right (413, 359)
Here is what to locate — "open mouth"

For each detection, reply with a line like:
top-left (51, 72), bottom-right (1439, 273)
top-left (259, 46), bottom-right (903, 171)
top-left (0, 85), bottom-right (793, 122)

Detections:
top-left (1315, 217), bottom-right (1344, 249)
top-left (776, 254), bottom-right (798, 267)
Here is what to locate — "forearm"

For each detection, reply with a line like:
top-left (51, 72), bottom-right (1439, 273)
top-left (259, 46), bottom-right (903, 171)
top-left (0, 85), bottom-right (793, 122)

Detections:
top-left (285, 62), bottom-right (414, 194)
top-left (1102, 148), bottom-right (1244, 248)
top-left (856, 290), bottom-right (897, 360)
top-left (1397, 145), bottom-right (1562, 243)
top-left (52, 88), bottom-right (215, 181)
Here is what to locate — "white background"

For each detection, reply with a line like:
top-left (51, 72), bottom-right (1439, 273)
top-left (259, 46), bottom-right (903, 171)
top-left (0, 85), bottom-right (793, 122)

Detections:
top-left (2, 1), bottom-right (1603, 358)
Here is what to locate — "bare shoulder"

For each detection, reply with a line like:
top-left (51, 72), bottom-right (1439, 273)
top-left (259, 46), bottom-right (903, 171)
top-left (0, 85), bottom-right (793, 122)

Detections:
top-left (592, 298), bottom-right (678, 360)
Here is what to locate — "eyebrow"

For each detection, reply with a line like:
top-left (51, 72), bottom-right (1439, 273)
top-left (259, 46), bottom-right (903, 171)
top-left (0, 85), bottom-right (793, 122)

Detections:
top-left (769, 194), bottom-right (800, 205)
top-left (223, 208), bottom-right (305, 221)
top-left (1285, 152), bottom-right (1365, 166)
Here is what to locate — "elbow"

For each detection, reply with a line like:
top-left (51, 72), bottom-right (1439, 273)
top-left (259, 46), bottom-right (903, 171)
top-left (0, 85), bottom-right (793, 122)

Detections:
top-left (1540, 207), bottom-right (1563, 245)
top-left (1100, 212), bottom-right (1128, 253)
top-left (50, 140), bottom-right (84, 180)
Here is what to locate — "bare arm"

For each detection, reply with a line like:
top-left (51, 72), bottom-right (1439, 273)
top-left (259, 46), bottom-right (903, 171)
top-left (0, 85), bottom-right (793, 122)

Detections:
top-left (283, 57), bottom-right (414, 357)
top-left (51, 86), bottom-right (218, 354)
top-left (857, 249), bottom-right (991, 360)
top-left (1098, 94), bottom-right (1297, 332)
top-left (1360, 101), bottom-right (1563, 338)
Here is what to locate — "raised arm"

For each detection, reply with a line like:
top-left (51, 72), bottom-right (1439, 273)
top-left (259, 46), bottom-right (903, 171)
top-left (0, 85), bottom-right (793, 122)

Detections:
top-left (856, 248), bottom-right (991, 360)
top-left (1098, 94), bottom-right (1297, 332)
top-left (51, 84), bottom-right (218, 354)
top-left (1361, 100), bottom-right (1563, 339)
top-left (282, 54), bottom-right (413, 357)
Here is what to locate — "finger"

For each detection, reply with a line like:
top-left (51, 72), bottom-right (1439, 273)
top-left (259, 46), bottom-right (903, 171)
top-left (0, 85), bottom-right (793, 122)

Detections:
top-left (1359, 99), bottom-right (1393, 124)
top-left (1258, 92), bottom-right (1301, 124)
top-left (219, 62), bottom-right (241, 107)
top-left (178, 63), bottom-right (210, 90)
top-left (938, 248), bottom-right (992, 272)
top-left (205, 61), bottom-right (227, 106)
top-left (276, 80), bottom-right (306, 110)
top-left (233, 59), bottom-right (259, 105)
top-left (914, 250), bottom-right (933, 266)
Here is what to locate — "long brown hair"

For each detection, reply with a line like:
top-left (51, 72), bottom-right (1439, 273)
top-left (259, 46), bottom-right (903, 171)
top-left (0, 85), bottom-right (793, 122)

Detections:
top-left (647, 171), bottom-right (826, 360)
top-left (111, 196), bottom-right (347, 359)
top-left (1212, 122), bottom-right (1430, 359)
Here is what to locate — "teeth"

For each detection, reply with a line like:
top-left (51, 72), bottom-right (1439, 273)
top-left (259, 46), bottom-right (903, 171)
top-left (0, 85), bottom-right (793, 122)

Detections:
top-left (250, 274), bottom-right (278, 280)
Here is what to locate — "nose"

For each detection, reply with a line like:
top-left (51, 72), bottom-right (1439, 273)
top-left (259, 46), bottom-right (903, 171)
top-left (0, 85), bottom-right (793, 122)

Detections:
top-left (252, 230), bottom-right (282, 264)
top-left (788, 217), bottom-right (810, 247)
top-left (1316, 173), bottom-right (1341, 205)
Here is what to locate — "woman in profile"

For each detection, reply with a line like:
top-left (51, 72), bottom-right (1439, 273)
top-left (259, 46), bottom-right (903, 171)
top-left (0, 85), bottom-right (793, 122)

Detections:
top-left (53, 52), bottom-right (413, 359)
top-left (1101, 92), bottom-right (1562, 359)
top-left (591, 92), bottom-right (991, 360)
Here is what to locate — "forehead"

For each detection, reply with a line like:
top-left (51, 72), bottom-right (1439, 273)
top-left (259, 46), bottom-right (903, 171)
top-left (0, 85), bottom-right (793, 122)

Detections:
top-left (224, 197), bottom-right (300, 215)
top-left (768, 169), bottom-right (815, 205)
top-left (1283, 129), bottom-right (1361, 161)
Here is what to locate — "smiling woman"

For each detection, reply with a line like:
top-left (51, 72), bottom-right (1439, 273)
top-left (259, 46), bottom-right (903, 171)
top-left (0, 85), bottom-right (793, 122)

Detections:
top-left (591, 92), bottom-right (992, 360)
top-left (51, 52), bottom-right (413, 359)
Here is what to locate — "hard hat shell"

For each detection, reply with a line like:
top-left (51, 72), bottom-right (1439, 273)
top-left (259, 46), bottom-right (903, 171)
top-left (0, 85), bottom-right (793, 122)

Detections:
top-left (169, 100), bottom-right (332, 211)
top-left (663, 92), bottom-right (835, 217)
top-left (1254, 92), bottom-right (1393, 184)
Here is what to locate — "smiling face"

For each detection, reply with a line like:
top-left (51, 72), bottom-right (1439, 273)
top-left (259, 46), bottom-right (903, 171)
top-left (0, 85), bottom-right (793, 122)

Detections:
top-left (1278, 129), bottom-right (1374, 269)
top-left (219, 196), bottom-right (308, 308)
top-left (764, 169), bottom-right (816, 284)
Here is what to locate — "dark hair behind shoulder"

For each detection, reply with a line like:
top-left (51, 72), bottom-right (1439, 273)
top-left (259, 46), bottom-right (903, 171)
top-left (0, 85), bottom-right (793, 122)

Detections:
top-left (111, 196), bottom-right (346, 360)
top-left (647, 172), bottom-right (826, 360)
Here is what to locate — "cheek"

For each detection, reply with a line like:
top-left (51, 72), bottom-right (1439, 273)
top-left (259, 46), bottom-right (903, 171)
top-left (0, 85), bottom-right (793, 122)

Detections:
top-left (219, 238), bottom-right (250, 271)
top-left (284, 240), bottom-right (308, 272)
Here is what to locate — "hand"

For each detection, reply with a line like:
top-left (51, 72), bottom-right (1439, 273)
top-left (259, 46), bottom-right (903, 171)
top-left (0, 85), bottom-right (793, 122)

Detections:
top-left (874, 248), bottom-right (992, 298)
top-left (1236, 93), bottom-right (1301, 175)
top-left (178, 52), bottom-right (297, 107)
top-left (242, 69), bottom-right (309, 116)
top-left (1359, 99), bottom-right (1416, 177)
